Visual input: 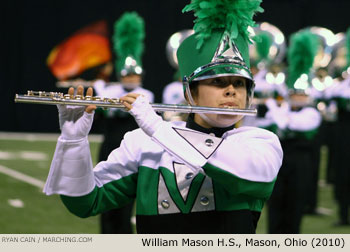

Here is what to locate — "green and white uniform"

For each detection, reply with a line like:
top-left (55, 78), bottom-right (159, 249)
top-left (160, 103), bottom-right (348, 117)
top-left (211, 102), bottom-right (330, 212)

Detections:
top-left (44, 115), bottom-right (282, 233)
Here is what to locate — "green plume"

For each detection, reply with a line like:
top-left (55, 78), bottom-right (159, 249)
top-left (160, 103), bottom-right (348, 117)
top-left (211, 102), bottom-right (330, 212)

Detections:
top-left (346, 27), bottom-right (350, 69)
top-left (254, 31), bottom-right (272, 62)
top-left (182, 0), bottom-right (264, 49)
top-left (113, 12), bottom-right (145, 73)
top-left (287, 30), bottom-right (319, 88)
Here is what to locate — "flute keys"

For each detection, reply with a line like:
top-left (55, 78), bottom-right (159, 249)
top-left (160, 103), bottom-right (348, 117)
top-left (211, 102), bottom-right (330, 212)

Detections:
top-left (75, 95), bottom-right (82, 100)
top-left (38, 91), bottom-right (46, 97)
top-left (85, 96), bottom-right (92, 100)
top-left (64, 94), bottom-right (72, 99)
top-left (109, 98), bottom-right (120, 104)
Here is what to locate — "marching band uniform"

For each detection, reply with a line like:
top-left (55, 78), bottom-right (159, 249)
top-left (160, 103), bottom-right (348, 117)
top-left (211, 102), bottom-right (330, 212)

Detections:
top-left (94, 12), bottom-right (154, 233)
top-left (302, 27), bottom-right (337, 214)
top-left (267, 30), bottom-right (322, 233)
top-left (43, 0), bottom-right (283, 233)
top-left (245, 67), bottom-right (287, 132)
top-left (306, 67), bottom-right (335, 214)
top-left (94, 80), bottom-right (153, 233)
top-left (326, 75), bottom-right (350, 225)
top-left (242, 23), bottom-right (288, 132)
top-left (45, 114), bottom-right (281, 233)
top-left (322, 30), bottom-right (350, 225)
top-left (266, 98), bottom-right (321, 233)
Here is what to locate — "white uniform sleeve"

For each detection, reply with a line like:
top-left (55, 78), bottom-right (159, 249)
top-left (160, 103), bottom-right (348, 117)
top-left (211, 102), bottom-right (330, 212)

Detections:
top-left (266, 99), bottom-right (322, 131)
top-left (93, 79), bottom-right (108, 97)
top-left (287, 107), bottom-right (322, 131)
top-left (205, 128), bottom-right (283, 183)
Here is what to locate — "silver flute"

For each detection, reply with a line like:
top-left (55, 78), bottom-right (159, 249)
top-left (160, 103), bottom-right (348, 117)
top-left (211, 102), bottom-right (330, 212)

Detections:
top-left (14, 91), bottom-right (257, 116)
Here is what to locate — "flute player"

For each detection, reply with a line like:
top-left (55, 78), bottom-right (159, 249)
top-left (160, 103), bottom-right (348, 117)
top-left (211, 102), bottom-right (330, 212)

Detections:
top-left (43, 0), bottom-right (283, 233)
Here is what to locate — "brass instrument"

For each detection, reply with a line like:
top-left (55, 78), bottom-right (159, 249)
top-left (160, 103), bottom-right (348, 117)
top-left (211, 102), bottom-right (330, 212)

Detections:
top-left (164, 29), bottom-right (194, 122)
top-left (328, 32), bottom-right (349, 80)
top-left (306, 26), bottom-right (336, 69)
top-left (15, 91), bottom-right (257, 116)
top-left (249, 22), bottom-right (287, 68)
top-left (166, 29), bottom-right (194, 69)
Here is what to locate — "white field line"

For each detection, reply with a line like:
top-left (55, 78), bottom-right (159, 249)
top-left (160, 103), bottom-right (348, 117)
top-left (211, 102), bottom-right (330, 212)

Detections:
top-left (0, 132), bottom-right (103, 143)
top-left (0, 164), bottom-right (45, 189)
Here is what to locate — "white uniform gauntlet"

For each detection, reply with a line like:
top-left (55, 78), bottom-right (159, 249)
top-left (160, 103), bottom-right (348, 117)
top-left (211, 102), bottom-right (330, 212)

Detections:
top-left (129, 95), bottom-right (165, 137)
top-left (57, 104), bottom-right (95, 140)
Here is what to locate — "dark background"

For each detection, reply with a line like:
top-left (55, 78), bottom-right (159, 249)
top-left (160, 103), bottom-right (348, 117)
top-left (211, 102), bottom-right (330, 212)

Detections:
top-left (1, 0), bottom-right (349, 133)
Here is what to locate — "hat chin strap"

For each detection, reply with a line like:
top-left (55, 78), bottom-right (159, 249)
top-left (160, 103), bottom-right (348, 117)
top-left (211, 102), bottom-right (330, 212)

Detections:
top-left (184, 82), bottom-right (242, 128)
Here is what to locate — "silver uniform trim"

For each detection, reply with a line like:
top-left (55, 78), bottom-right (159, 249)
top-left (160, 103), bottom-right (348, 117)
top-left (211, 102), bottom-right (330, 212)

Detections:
top-left (192, 176), bottom-right (215, 212)
top-left (173, 162), bottom-right (198, 201)
top-left (157, 172), bottom-right (180, 214)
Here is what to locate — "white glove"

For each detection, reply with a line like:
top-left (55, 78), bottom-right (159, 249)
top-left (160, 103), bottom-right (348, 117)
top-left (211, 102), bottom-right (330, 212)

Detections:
top-left (129, 95), bottom-right (165, 137)
top-left (57, 105), bottom-right (95, 140)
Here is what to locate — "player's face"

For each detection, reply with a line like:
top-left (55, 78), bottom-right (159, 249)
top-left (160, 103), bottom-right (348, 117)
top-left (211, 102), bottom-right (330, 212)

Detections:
top-left (193, 76), bottom-right (247, 128)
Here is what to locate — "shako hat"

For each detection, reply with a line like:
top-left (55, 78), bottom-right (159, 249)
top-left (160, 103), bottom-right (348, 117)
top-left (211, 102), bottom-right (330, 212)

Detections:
top-left (177, 0), bottom-right (264, 103)
top-left (113, 12), bottom-right (145, 77)
top-left (286, 30), bottom-right (320, 94)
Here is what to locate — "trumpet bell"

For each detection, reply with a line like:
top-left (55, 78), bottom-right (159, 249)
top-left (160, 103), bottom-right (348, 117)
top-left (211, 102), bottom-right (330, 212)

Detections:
top-left (166, 29), bottom-right (194, 69)
top-left (328, 32), bottom-right (349, 79)
top-left (303, 26), bottom-right (337, 69)
top-left (249, 22), bottom-right (286, 68)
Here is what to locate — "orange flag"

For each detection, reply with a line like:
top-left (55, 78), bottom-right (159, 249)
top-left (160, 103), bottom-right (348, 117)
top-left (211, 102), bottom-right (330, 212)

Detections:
top-left (47, 20), bottom-right (112, 80)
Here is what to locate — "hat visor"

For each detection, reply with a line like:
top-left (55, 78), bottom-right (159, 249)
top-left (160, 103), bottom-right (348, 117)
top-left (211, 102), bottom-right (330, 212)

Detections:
top-left (188, 62), bottom-right (253, 83)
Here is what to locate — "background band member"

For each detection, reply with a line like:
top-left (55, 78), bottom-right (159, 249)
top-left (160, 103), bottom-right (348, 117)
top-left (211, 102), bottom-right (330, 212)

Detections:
top-left (93, 12), bottom-right (154, 233)
top-left (267, 30), bottom-right (322, 233)
top-left (242, 22), bottom-right (287, 131)
top-left (326, 28), bottom-right (350, 225)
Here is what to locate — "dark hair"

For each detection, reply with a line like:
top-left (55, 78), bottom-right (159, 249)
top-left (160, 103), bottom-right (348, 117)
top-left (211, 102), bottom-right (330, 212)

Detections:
top-left (189, 80), bottom-right (200, 99)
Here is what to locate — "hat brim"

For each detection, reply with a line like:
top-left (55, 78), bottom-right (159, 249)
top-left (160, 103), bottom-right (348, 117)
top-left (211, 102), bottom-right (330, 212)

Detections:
top-left (188, 62), bottom-right (254, 83)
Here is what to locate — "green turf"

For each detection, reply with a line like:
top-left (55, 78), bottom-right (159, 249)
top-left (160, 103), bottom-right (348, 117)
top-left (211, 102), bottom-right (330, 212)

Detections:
top-left (0, 137), bottom-right (349, 234)
top-left (0, 138), bottom-right (101, 233)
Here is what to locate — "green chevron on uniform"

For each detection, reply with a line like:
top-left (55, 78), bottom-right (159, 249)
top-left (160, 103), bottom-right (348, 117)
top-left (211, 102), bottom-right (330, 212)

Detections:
top-left (61, 164), bottom-right (273, 217)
